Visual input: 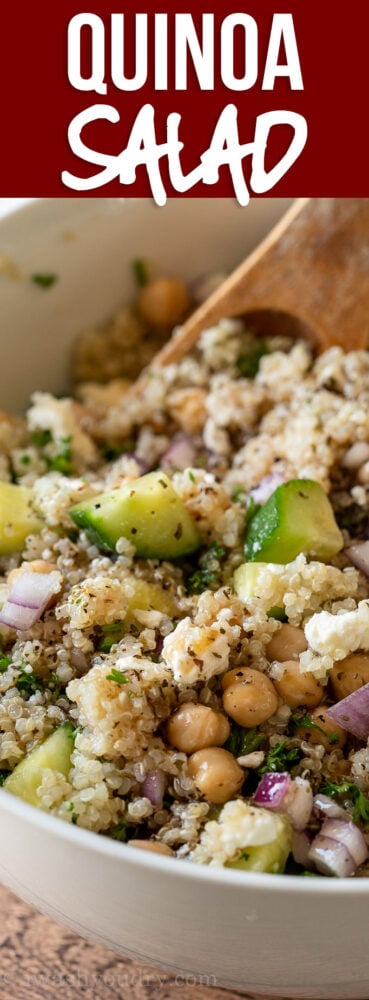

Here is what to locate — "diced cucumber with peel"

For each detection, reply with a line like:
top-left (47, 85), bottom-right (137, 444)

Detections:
top-left (227, 814), bottom-right (292, 874)
top-left (123, 578), bottom-right (178, 626)
top-left (233, 563), bottom-right (285, 617)
top-left (69, 471), bottom-right (200, 559)
top-left (233, 561), bottom-right (278, 599)
top-left (0, 482), bottom-right (43, 555)
top-left (245, 479), bottom-right (342, 563)
top-left (3, 723), bottom-right (74, 807)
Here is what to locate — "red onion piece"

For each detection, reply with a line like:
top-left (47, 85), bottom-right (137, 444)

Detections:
top-left (132, 455), bottom-right (149, 474)
top-left (160, 436), bottom-right (196, 472)
top-left (282, 777), bottom-right (313, 832)
top-left (254, 773), bottom-right (313, 831)
top-left (345, 541), bottom-right (369, 577)
top-left (292, 830), bottom-right (313, 867)
top-left (326, 683), bottom-right (369, 741)
top-left (141, 769), bottom-right (166, 808)
top-left (0, 571), bottom-right (61, 631)
top-left (253, 772), bottom-right (291, 807)
top-left (323, 817), bottom-right (368, 866)
top-left (249, 472), bottom-right (285, 505)
top-left (308, 817), bottom-right (368, 876)
top-left (308, 834), bottom-right (356, 877)
top-left (313, 793), bottom-right (348, 820)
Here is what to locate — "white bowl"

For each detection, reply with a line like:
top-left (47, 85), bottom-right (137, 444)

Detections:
top-left (1, 197), bottom-right (368, 1000)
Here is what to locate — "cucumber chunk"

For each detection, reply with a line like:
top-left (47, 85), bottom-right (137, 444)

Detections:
top-left (233, 561), bottom-right (276, 599)
top-left (233, 563), bottom-right (285, 618)
top-left (69, 471), bottom-right (201, 559)
top-left (123, 578), bottom-right (178, 626)
top-left (0, 482), bottom-right (43, 555)
top-left (3, 723), bottom-right (74, 807)
top-left (227, 813), bottom-right (292, 874)
top-left (245, 479), bottom-right (342, 563)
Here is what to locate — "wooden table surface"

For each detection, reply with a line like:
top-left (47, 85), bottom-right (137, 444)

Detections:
top-left (0, 883), bottom-right (292, 1000)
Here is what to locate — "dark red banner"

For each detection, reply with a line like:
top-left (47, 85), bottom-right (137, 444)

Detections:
top-left (0, 2), bottom-right (368, 197)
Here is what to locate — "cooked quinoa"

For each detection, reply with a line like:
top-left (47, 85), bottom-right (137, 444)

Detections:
top-left (3, 271), bottom-right (369, 878)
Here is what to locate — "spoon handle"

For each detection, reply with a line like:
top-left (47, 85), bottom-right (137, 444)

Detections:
top-left (154, 198), bottom-right (369, 366)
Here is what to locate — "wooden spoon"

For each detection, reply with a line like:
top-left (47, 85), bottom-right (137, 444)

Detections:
top-left (151, 198), bottom-right (369, 367)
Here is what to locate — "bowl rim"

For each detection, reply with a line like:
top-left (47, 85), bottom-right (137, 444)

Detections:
top-left (1, 788), bottom-right (368, 894)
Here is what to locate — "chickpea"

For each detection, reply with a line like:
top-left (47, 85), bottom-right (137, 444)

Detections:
top-left (295, 705), bottom-right (347, 751)
top-left (167, 703), bottom-right (230, 754)
top-left (273, 660), bottom-right (323, 710)
top-left (267, 624), bottom-right (307, 663)
top-left (128, 840), bottom-right (173, 856)
top-left (222, 668), bottom-right (278, 727)
top-left (222, 666), bottom-right (251, 691)
top-left (188, 747), bottom-right (244, 804)
top-left (8, 560), bottom-right (57, 586)
top-left (138, 277), bottom-right (190, 328)
top-left (330, 653), bottom-right (369, 701)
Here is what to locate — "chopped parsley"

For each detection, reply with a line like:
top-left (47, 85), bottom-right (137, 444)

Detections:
top-left (231, 485), bottom-right (246, 503)
top-left (31, 428), bottom-right (73, 475)
top-left (15, 665), bottom-right (45, 696)
top-left (245, 495), bottom-right (260, 526)
top-left (31, 428), bottom-right (53, 448)
top-left (225, 725), bottom-right (265, 758)
top-left (31, 273), bottom-right (58, 289)
top-left (46, 435), bottom-right (73, 476)
top-left (0, 769), bottom-right (11, 786)
top-left (101, 438), bottom-right (136, 462)
top-left (106, 669), bottom-right (129, 685)
top-left (0, 656), bottom-right (12, 672)
top-left (50, 671), bottom-right (62, 701)
top-left (292, 710), bottom-right (339, 745)
top-left (109, 818), bottom-right (128, 842)
top-left (321, 779), bottom-right (369, 826)
top-left (259, 740), bottom-right (300, 774)
top-left (186, 541), bottom-right (225, 594)
top-left (97, 621), bottom-right (124, 653)
top-left (267, 607), bottom-right (287, 622)
top-left (132, 258), bottom-right (150, 287)
top-left (237, 339), bottom-right (269, 378)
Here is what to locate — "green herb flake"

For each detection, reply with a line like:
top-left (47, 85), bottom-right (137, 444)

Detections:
top-left (231, 486), bottom-right (246, 503)
top-left (225, 725), bottom-right (265, 757)
top-left (187, 541), bottom-right (225, 595)
top-left (15, 665), bottom-right (45, 696)
top-left (321, 779), bottom-right (369, 826)
top-left (132, 258), bottom-right (150, 288)
top-left (98, 621), bottom-right (124, 653)
top-left (0, 656), bottom-right (12, 672)
top-left (0, 769), bottom-right (11, 786)
top-left (106, 669), bottom-right (129, 685)
top-left (292, 710), bottom-right (339, 745)
top-left (109, 818), bottom-right (128, 842)
top-left (188, 470), bottom-right (195, 483)
top-left (267, 607), bottom-right (287, 622)
top-left (237, 339), bottom-right (269, 378)
top-left (31, 428), bottom-right (53, 448)
top-left (46, 435), bottom-right (73, 476)
top-left (259, 740), bottom-right (300, 774)
top-left (20, 454), bottom-right (31, 466)
top-left (101, 439), bottom-right (136, 462)
top-left (31, 273), bottom-right (58, 289)
top-left (50, 671), bottom-right (62, 701)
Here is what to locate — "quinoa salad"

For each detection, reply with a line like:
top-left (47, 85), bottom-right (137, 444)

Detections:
top-left (3, 268), bottom-right (369, 879)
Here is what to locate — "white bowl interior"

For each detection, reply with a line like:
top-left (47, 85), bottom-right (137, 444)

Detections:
top-left (0, 198), bottom-right (292, 412)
